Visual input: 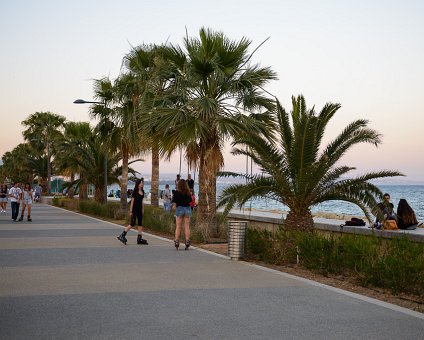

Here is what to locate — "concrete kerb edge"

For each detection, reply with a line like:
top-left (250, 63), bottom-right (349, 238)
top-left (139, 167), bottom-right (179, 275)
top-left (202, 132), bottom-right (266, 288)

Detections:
top-left (48, 204), bottom-right (424, 319)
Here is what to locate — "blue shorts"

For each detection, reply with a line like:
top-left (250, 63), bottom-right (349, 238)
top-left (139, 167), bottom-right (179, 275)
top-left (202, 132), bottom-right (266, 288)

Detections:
top-left (176, 206), bottom-right (192, 218)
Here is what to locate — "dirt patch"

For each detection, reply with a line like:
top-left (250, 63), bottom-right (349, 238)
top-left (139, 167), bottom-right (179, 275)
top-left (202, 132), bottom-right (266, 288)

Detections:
top-left (197, 243), bottom-right (424, 313)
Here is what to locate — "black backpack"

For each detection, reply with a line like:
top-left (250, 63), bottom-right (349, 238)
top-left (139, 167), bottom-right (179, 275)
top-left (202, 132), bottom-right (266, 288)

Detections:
top-left (342, 217), bottom-right (366, 227)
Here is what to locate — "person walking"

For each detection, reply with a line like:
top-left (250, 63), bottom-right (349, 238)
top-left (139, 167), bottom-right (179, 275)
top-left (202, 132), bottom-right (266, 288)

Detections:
top-left (172, 179), bottom-right (192, 250)
top-left (162, 183), bottom-right (172, 212)
top-left (187, 173), bottom-right (194, 190)
top-left (0, 184), bottom-right (7, 213)
top-left (9, 182), bottom-right (22, 222)
top-left (34, 184), bottom-right (42, 203)
top-left (117, 178), bottom-right (148, 245)
top-left (19, 183), bottom-right (33, 221)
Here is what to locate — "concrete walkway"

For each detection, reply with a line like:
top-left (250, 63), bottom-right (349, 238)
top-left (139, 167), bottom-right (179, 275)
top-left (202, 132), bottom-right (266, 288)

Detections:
top-left (0, 204), bottom-right (423, 339)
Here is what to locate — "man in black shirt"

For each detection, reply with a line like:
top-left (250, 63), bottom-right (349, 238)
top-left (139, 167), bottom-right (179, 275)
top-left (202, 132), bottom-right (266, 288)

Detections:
top-left (187, 174), bottom-right (194, 190)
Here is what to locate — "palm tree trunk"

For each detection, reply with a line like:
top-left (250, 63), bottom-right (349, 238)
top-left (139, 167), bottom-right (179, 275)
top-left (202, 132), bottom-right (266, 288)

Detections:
top-left (79, 172), bottom-right (88, 200)
top-left (150, 143), bottom-right (160, 207)
top-left (196, 154), bottom-right (213, 239)
top-left (94, 185), bottom-right (104, 203)
top-left (285, 210), bottom-right (314, 232)
top-left (46, 142), bottom-right (51, 195)
top-left (67, 173), bottom-right (75, 198)
top-left (120, 147), bottom-right (129, 209)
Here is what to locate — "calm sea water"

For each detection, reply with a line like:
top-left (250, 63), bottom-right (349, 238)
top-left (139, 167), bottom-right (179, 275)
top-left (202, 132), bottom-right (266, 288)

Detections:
top-left (109, 181), bottom-right (424, 221)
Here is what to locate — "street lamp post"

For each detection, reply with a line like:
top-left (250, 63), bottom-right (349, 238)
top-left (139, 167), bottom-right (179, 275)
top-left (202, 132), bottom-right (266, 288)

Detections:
top-left (73, 99), bottom-right (108, 204)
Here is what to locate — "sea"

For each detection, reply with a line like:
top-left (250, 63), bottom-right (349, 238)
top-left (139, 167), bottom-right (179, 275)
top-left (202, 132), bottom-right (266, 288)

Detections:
top-left (108, 176), bottom-right (424, 221)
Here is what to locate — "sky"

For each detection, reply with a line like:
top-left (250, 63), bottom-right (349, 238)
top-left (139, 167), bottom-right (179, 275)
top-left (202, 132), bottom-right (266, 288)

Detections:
top-left (1, 0), bottom-right (423, 183)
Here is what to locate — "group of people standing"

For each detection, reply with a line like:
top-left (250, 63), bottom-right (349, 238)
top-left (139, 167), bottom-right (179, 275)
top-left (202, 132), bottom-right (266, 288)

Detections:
top-left (117, 174), bottom-right (196, 250)
top-left (375, 193), bottom-right (420, 229)
top-left (0, 182), bottom-right (40, 222)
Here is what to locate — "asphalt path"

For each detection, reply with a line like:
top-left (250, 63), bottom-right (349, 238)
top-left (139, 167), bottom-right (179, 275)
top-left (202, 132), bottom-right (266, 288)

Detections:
top-left (0, 204), bottom-right (423, 339)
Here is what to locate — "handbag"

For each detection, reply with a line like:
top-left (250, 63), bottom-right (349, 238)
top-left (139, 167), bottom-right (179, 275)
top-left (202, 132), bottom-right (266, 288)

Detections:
top-left (383, 219), bottom-right (398, 230)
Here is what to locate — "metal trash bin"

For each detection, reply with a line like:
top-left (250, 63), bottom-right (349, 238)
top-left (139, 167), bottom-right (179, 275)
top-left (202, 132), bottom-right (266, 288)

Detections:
top-left (228, 220), bottom-right (248, 260)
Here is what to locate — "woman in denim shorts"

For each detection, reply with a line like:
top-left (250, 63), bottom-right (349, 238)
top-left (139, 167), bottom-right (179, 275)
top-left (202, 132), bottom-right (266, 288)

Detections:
top-left (172, 179), bottom-right (192, 250)
top-left (19, 183), bottom-right (33, 221)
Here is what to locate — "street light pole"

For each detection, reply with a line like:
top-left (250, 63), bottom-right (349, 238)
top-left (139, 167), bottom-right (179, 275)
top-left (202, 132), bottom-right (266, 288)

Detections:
top-left (73, 99), bottom-right (108, 204)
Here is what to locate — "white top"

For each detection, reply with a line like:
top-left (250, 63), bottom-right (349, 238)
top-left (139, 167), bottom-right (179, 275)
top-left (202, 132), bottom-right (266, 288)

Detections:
top-left (163, 188), bottom-right (172, 204)
top-left (9, 187), bottom-right (22, 202)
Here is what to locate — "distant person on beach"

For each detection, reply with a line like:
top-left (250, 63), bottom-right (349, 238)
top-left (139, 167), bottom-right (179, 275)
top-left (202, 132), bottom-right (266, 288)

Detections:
top-left (396, 199), bottom-right (419, 229)
top-left (187, 174), bottom-right (194, 190)
top-left (0, 184), bottom-right (8, 213)
top-left (162, 184), bottom-right (172, 212)
top-left (172, 179), bottom-right (192, 250)
top-left (117, 178), bottom-right (148, 245)
top-left (19, 183), bottom-right (33, 221)
top-left (9, 182), bottom-right (22, 222)
top-left (375, 193), bottom-right (396, 222)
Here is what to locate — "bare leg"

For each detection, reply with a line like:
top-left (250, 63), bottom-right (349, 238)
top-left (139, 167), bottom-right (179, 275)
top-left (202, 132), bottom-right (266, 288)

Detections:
top-left (27, 205), bottom-right (31, 218)
top-left (175, 216), bottom-right (182, 241)
top-left (184, 216), bottom-right (190, 241)
top-left (137, 225), bottom-right (143, 235)
top-left (20, 204), bottom-right (26, 220)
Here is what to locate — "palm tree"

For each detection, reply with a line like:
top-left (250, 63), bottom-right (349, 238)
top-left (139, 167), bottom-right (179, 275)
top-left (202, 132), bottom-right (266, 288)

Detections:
top-left (141, 28), bottom-right (277, 236)
top-left (1, 144), bottom-right (36, 184)
top-left (22, 112), bottom-right (66, 194)
top-left (123, 44), bottom-right (175, 207)
top-left (62, 124), bottom-right (121, 203)
top-left (55, 121), bottom-right (92, 199)
top-left (218, 95), bottom-right (403, 231)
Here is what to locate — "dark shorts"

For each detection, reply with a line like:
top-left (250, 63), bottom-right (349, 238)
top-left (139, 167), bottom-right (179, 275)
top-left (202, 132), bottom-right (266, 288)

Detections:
top-left (130, 210), bottom-right (143, 227)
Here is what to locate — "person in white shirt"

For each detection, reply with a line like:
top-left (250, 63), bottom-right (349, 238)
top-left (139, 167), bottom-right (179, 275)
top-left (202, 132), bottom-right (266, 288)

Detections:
top-left (9, 182), bottom-right (22, 222)
top-left (162, 183), bottom-right (172, 212)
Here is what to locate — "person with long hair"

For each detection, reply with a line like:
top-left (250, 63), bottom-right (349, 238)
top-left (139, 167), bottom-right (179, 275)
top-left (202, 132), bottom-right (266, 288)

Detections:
top-left (19, 183), bottom-right (33, 221)
top-left (396, 199), bottom-right (419, 229)
top-left (0, 184), bottom-right (7, 213)
top-left (172, 179), bottom-right (192, 250)
top-left (117, 178), bottom-right (148, 245)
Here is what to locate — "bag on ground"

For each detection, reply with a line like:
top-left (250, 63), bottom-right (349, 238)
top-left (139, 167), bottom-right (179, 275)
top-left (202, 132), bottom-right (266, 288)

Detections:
top-left (343, 217), bottom-right (366, 226)
top-left (383, 219), bottom-right (398, 230)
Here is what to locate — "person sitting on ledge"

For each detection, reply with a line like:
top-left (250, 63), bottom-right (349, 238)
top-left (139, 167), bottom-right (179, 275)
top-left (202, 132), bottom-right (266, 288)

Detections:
top-left (396, 199), bottom-right (419, 230)
top-left (374, 193), bottom-right (396, 223)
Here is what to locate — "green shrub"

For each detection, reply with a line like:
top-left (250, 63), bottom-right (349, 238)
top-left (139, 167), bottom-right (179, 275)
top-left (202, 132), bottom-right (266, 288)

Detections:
top-left (246, 227), bottom-right (424, 297)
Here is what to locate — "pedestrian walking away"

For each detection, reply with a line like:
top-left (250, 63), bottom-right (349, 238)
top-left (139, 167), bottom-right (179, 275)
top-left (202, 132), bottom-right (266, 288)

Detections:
top-left (8, 182), bottom-right (22, 222)
top-left (34, 184), bottom-right (42, 203)
top-left (162, 183), bottom-right (172, 212)
top-left (171, 179), bottom-right (192, 250)
top-left (20, 183), bottom-right (33, 221)
top-left (117, 178), bottom-right (148, 245)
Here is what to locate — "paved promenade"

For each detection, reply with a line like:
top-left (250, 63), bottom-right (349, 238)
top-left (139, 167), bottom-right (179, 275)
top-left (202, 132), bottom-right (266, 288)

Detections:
top-left (0, 204), bottom-right (423, 339)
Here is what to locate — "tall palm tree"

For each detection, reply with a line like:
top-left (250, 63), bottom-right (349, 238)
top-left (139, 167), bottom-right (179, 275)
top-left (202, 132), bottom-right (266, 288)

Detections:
top-left (218, 95), bottom-right (403, 231)
top-left (112, 74), bottom-right (147, 208)
top-left (123, 44), bottom-right (175, 207)
top-left (141, 28), bottom-right (277, 236)
top-left (55, 121), bottom-right (92, 199)
top-left (22, 111), bottom-right (66, 194)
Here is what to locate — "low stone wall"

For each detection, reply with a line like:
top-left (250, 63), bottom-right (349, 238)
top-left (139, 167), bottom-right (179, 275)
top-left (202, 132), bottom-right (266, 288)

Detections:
top-left (227, 211), bottom-right (424, 243)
